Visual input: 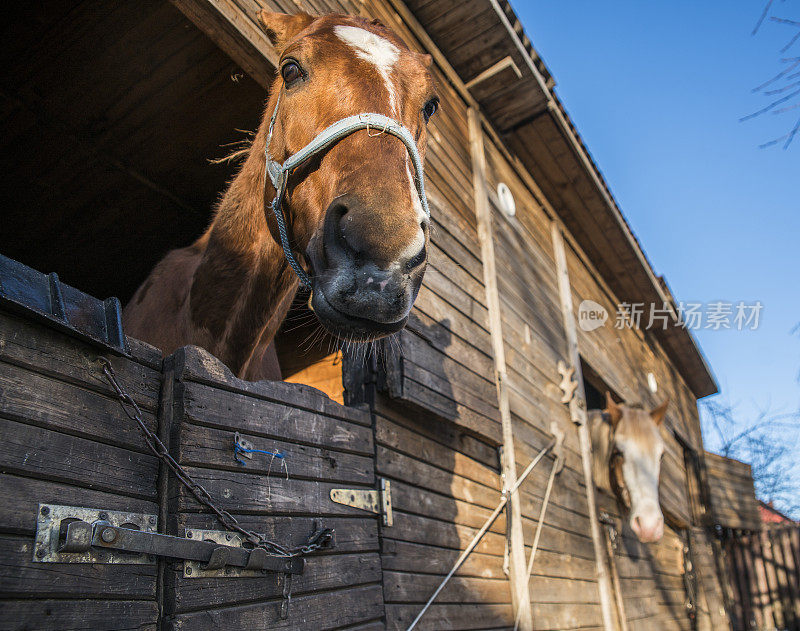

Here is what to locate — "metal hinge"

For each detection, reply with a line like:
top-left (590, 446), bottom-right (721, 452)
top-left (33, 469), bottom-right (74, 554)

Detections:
top-left (33, 504), bottom-right (308, 577)
top-left (330, 478), bottom-right (393, 526)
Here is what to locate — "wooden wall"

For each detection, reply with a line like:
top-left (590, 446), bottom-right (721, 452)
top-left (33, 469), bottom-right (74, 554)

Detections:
top-left (159, 0), bottom-right (728, 628)
top-left (704, 452), bottom-right (761, 532)
top-left (0, 308), bottom-right (162, 630)
top-left (1, 1), bottom-right (733, 629)
top-left (719, 526), bottom-right (800, 631)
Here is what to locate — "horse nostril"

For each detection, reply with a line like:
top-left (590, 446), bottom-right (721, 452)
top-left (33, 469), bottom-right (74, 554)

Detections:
top-left (405, 246), bottom-right (427, 272)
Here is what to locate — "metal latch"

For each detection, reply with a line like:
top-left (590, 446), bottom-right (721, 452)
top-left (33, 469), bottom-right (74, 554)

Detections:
top-left (330, 478), bottom-right (392, 526)
top-left (33, 504), bottom-right (306, 576)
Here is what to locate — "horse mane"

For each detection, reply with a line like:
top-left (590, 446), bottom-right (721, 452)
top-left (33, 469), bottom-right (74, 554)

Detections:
top-left (588, 409), bottom-right (614, 494)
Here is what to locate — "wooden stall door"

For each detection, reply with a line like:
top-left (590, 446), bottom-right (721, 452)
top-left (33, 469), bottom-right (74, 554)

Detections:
top-left (161, 346), bottom-right (385, 630)
top-left (0, 308), bottom-right (163, 631)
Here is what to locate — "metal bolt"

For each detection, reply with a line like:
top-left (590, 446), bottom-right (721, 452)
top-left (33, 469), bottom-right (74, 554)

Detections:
top-left (285, 561), bottom-right (293, 570)
top-left (98, 512), bottom-right (109, 521)
top-left (149, 516), bottom-right (157, 526)
top-left (185, 566), bottom-right (193, 575)
top-left (225, 534), bottom-right (232, 541)
top-left (40, 506), bottom-right (50, 516)
top-left (148, 555), bottom-right (156, 563)
top-left (101, 527), bottom-right (117, 543)
top-left (36, 548), bottom-right (46, 559)
top-left (186, 530), bottom-right (193, 538)
top-left (225, 568), bottom-right (232, 575)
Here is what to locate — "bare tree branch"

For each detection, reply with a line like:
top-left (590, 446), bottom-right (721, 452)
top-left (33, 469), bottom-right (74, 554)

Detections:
top-left (702, 398), bottom-right (800, 519)
top-left (745, 3), bottom-right (800, 148)
top-left (753, 0), bottom-right (774, 35)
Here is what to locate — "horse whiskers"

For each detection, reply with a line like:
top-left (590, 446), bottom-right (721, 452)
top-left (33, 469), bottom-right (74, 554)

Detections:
top-left (298, 322), bottom-right (325, 353)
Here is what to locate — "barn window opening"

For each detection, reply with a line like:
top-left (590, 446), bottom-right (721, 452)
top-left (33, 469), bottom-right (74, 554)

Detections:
top-left (580, 358), bottom-right (619, 410)
top-left (0, 1), bottom-right (265, 305)
top-left (0, 0), bottom-right (344, 400)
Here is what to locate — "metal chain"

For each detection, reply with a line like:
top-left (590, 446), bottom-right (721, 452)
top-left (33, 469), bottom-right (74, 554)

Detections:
top-left (97, 357), bottom-right (332, 557)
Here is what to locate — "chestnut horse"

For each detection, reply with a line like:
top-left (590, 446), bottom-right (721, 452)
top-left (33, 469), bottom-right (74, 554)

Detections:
top-left (123, 12), bottom-right (438, 380)
top-left (590, 392), bottom-right (670, 543)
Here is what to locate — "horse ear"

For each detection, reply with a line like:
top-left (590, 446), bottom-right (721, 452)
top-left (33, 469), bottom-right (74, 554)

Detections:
top-left (257, 11), bottom-right (315, 51)
top-left (650, 399), bottom-right (669, 426)
top-left (605, 391), bottom-right (622, 426)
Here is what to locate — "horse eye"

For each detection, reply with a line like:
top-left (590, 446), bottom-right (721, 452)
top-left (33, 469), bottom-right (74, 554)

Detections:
top-left (422, 98), bottom-right (439, 122)
top-left (281, 61), bottom-right (303, 85)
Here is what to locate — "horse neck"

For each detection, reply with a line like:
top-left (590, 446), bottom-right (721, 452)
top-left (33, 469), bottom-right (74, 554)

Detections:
top-left (188, 104), bottom-right (298, 376)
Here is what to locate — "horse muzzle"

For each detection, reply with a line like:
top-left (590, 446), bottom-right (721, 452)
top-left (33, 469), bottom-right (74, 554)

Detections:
top-left (630, 504), bottom-right (664, 543)
top-left (307, 195), bottom-right (426, 340)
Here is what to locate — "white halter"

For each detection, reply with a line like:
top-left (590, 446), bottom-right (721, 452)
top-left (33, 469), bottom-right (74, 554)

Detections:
top-left (264, 90), bottom-right (431, 287)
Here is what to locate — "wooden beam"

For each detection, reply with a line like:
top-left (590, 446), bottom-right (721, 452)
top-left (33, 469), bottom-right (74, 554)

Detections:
top-left (171, 0), bottom-right (277, 88)
top-left (550, 222), bottom-right (619, 631)
top-left (465, 56), bottom-right (522, 90)
top-left (467, 106), bottom-right (533, 631)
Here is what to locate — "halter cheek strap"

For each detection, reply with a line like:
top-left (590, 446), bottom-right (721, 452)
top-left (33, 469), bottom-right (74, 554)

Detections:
top-left (264, 90), bottom-right (431, 288)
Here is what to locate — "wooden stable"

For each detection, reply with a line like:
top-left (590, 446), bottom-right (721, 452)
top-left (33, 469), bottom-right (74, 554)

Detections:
top-left (704, 454), bottom-right (800, 631)
top-left (0, 1), bottom-right (770, 630)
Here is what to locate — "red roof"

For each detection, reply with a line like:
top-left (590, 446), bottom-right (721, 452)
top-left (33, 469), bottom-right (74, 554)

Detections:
top-left (759, 501), bottom-right (797, 525)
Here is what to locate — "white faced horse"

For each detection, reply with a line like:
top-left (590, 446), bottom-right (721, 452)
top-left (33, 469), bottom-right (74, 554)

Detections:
top-left (590, 392), bottom-right (669, 543)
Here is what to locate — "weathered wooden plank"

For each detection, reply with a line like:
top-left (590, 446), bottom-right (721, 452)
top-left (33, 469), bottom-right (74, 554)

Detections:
top-left (396, 327), bottom-right (497, 405)
top-left (0, 534), bottom-right (156, 598)
top-left (386, 602), bottom-right (513, 630)
top-left (372, 396), bottom-right (499, 470)
top-left (0, 418), bottom-right (158, 500)
top-left (375, 417), bottom-right (501, 490)
top-left (704, 452), bottom-right (760, 530)
top-left (176, 466), bottom-right (375, 516)
top-left (384, 570), bottom-right (510, 604)
top-left (399, 377), bottom-right (502, 442)
top-left (177, 346), bottom-right (369, 425)
top-left (180, 380), bottom-right (374, 456)
top-left (0, 360), bottom-right (157, 451)
top-left (381, 538), bottom-right (505, 578)
top-left (168, 583), bottom-right (384, 630)
top-left (402, 359), bottom-right (500, 422)
top-left (178, 423), bottom-right (374, 485)
top-left (171, 0), bottom-right (277, 88)
top-left (0, 311), bottom-right (161, 410)
top-left (377, 445), bottom-right (498, 509)
top-left (0, 599), bottom-right (158, 631)
top-left (412, 283), bottom-right (493, 358)
top-left (0, 474), bottom-right (158, 536)
top-left (389, 479), bottom-right (505, 533)
top-left (171, 552), bottom-right (382, 612)
top-left (384, 510), bottom-right (506, 556)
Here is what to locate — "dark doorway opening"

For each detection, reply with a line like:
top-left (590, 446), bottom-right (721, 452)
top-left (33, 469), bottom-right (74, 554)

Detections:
top-left (0, 0), bottom-right (345, 398)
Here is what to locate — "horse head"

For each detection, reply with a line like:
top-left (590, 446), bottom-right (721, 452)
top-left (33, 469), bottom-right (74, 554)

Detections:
top-left (603, 392), bottom-right (669, 543)
top-left (257, 12), bottom-right (437, 341)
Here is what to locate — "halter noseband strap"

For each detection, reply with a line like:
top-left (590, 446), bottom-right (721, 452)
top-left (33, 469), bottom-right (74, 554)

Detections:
top-left (264, 90), bottom-right (431, 288)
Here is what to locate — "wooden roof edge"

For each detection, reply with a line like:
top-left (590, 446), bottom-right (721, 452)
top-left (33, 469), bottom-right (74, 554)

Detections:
top-left (460, 0), bottom-right (718, 399)
top-left (704, 450), bottom-right (756, 473)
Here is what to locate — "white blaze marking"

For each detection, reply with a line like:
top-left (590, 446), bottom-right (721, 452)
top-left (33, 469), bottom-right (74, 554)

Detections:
top-left (334, 25), bottom-right (399, 116)
top-left (397, 159), bottom-right (426, 261)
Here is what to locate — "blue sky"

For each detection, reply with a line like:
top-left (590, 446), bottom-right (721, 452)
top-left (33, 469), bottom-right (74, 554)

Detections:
top-left (511, 2), bottom-right (799, 461)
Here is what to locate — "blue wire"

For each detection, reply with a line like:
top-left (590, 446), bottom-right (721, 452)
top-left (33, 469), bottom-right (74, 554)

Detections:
top-left (234, 442), bottom-right (284, 467)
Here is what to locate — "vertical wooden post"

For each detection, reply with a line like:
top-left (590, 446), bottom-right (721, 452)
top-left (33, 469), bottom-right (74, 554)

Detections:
top-left (467, 107), bottom-right (533, 631)
top-left (550, 222), bottom-right (619, 631)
